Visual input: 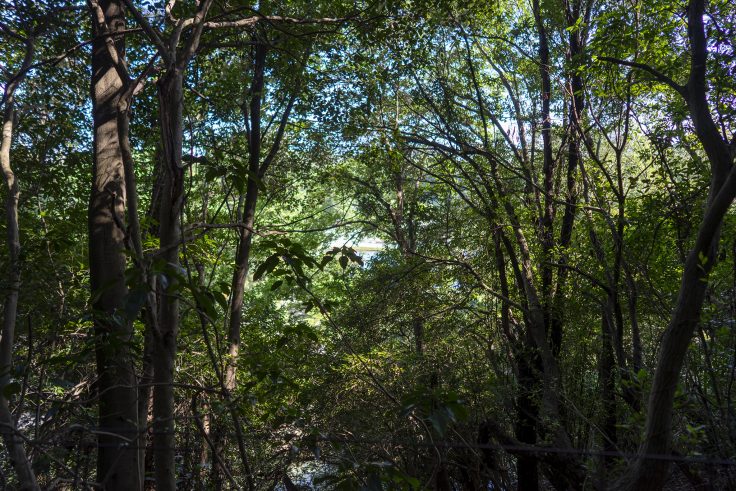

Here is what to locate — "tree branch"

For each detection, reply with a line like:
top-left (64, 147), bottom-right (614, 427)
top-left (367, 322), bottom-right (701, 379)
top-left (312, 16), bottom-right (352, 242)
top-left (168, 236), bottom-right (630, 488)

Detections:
top-left (598, 56), bottom-right (686, 97)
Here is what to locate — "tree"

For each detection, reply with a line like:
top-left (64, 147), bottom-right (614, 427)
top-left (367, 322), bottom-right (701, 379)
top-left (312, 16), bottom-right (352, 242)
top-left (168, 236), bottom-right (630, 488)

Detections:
top-left (603, 0), bottom-right (736, 488)
top-left (88, 1), bottom-right (142, 487)
top-left (0, 0), bottom-right (733, 488)
top-left (0, 14), bottom-right (40, 491)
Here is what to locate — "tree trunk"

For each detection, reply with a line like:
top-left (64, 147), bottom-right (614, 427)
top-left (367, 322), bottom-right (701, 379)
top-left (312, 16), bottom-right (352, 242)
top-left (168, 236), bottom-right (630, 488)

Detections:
top-left (622, 1), bottom-right (736, 488)
top-left (598, 306), bottom-right (617, 486)
top-left (623, 170), bottom-right (736, 489)
top-left (224, 41), bottom-right (267, 392)
top-left (136, 152), bottom-right (159, 484)
top-left (0, 37), bottom-right (39, 491)
top-left (223, 170), bottom-right (259, 392)
top-left (88, 1), bottom-right (141, 487)
top-left (515, 350), bottom-right (540, 491)
top-left (532, 0), bottom-right (556, 339)
top-left (551, 3), bottom-right (587, 358)
top-left (153, 68), bottom-right (185, 491)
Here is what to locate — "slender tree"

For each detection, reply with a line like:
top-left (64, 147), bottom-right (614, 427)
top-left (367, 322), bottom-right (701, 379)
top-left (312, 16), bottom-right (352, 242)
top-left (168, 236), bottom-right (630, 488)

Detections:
top-left (608, 0), bottom-right (736, 488)
top-left (0, 22), bottom-right (40, 491)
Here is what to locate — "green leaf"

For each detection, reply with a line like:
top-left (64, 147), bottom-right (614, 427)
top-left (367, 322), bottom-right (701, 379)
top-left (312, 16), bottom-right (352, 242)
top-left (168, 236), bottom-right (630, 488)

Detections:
top-left (344, 248), bottom-right (364, 266)
top-left (214, 291), bottom-right (229, 310)
top-left (2, 382), bottom-right (21, 399)
top-left (698, 250), bottom-right (709, 266)
top-left (192, 288), bottom-right (218, 320)
top-left (253, 254), bottom-right (280, 281)
top-left (320, 254), bottom-right (334, 268)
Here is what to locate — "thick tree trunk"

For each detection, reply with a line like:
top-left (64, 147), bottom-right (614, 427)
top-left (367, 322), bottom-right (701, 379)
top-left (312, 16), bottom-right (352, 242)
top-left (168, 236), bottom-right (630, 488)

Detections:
top-left (515, 351), bottom-right (540, 491)
top-left (0, 39), bottom-right (39, 491)
top-left (88, 1), bottom-right (141, 488)
top-left (122, 4), bottom-right (213, 488)
top-left (492, 234), bottom-right (540, 490)
top-left (115, 52), bottom-right (158, 486)
top-left (153, 68), bottom-right (185, 491)
top-left (498, 189), bottom-right (581, 487)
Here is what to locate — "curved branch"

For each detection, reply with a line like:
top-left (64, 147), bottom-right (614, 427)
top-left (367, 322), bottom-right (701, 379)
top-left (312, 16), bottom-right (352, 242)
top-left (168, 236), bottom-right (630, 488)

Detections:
top-left (598, 56), bottom-right (686, 97)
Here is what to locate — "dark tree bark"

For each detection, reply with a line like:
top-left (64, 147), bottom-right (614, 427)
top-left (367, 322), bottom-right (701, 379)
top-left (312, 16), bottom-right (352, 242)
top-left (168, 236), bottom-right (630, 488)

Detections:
top-left (216, 37), bottom-right (299, 491)
top-left (225, 41), bottom-right (267, 392)
top-left (118, 1), bottom-right (216, 487)
top-left (122, 3), bottom-right (320, 488)
top-left (88, 1), bottom-right (141, 488)
top-left (515, 349), bottom-right (540, 491)
top-left (532, 0), bottom-right (557, 359)
top-left (551, 0), bottom-right (590, 358)
top-left (209, 41), bottom-right (270, 491)
top-left (223, 36), bottom-right (301, 393)
top-left (598, 306), bottom-right (617, 485)
top-left (620, 0), bottom-right (736, 489)
top-left (153, 67), bottom-right (186, 491)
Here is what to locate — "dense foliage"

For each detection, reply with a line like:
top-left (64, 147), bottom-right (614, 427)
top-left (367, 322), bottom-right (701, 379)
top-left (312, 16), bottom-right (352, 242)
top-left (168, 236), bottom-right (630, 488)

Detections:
top-left (0, 0), bottom-right (734, 489)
